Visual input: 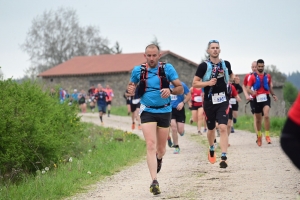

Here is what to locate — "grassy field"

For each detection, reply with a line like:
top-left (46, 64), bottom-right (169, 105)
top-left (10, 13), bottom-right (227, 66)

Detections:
top-left (0, 122), bottom-right (146, 200)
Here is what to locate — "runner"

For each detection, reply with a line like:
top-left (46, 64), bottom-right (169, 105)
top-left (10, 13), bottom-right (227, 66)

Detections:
top-left (192, 40), bottom-right (234, 168)
top-left (189, 86), bottom-right (205, 134)
top-left (125, 88), bottom-right (142, 130)
top-left (127, 44), bottom-right (183, 195)
top-left (169, 81), bottom-right (191, 154)
top-left (123, 90), bottom-right (131, 115)
top-left (94, 84), bottom-right (109, 126)
top-left (227, 83), bottom-right (241, 146)
top-left (231, 75), bottom-right (243, 133)
top-left (246, 59), bottom-right (278, 146)
top-left (242, 61), bottom-right (259, 134)
top-left (104, 85), bottom-right (114, 117)
top-left (281, 92), bottom-right (300, 169)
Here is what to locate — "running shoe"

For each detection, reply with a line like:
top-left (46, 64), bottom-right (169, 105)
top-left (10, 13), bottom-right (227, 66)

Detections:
top-left (179, 131), bottom-right (185, 136)
top-left (198, 130), bottom-right (202, 135)
top-left (203, 128), bottom-right (207, 133)
top-left (150, 180), bottom-right (161, 195)
top-left (101, 122), bottom-right (104, 126)
top-left (157, 157), bottom-right (162, 173)
top-left (231, 127), bottom-right (235, 133)
top-left (265, 136), bottom-right (272, 144)
top-left (173, 146), bottom-right (180, 154)
top-left (219, 156), bottom-right (228, 168)
top-left (216, 129), bottom-right (220, 137)
top-left (167, 137), bottom-right (173, 148)
top-left (138, 124), bottom-right (142, 130)
top-left (131, 122), bottom-right (135, 130)
top-left (256, 136), bottom-right (262, 147)
top-left (208, 149), bottom-right (216, 164)
top-left (189, 118), bottom-right (193, 124)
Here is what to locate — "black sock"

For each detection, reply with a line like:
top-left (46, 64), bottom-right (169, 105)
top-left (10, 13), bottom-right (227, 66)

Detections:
top-left (100, 116), bottom-right (102, 122)
top-left (108, 110), bottom-right (110, 115)
top-left (173, 145), bottom-right (179, 148)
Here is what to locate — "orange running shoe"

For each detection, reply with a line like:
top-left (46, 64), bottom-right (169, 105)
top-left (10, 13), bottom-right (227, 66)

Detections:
top-left (208, 149), bottom-right (216, 164)
top-left (265, 136), bottom-right (272, 144)
top-left (256, 136), bottom-right (262, 147)
top-left (131, 122), bottom-right (135, 130)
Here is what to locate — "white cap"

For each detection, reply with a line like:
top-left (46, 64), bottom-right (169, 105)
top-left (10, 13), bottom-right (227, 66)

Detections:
top-left (74, 89), bottom-right (77, 92)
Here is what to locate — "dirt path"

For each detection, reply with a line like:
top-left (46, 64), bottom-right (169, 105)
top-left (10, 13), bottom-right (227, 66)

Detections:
top-left (67, 113), bottom-right (300, 200)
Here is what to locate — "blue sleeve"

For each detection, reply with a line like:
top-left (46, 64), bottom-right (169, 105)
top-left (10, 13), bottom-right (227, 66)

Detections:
top-left (182, 82), bottom-right (190, 95)
top-left (165, 63), bottom-right (179, 82)
top-left (130, 66), bottom-right (141, 84)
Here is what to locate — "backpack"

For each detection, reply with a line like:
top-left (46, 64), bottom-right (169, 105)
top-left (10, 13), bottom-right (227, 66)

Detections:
top-left (137, 62), bottom-right (169, 97)
top-left (253, 72), bottom-right (269, 91)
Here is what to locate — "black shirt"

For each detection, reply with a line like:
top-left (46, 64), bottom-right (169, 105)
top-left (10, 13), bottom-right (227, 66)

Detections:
top-left (232, 83), bottom-right (243, 94)
top-left (195, 60), bottom-right (233, 101)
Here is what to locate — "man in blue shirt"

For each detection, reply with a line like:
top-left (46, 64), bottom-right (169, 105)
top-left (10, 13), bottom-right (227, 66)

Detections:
top-left (94, 84), bottom-right (108, 125)
top-left (127, 44), bottom-right (183, 195)
top-left (169, 81), bottom-right (191, 154)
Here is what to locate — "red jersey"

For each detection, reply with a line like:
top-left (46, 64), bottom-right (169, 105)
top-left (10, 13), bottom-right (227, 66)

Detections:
top-left (191, 87), bottom-right (203, 107)
top-left (247, 73), bottom-right (272, 95)
top-left (104, 88), bottom-right (114, 101)
top-left (230, 84), bottom-right (238, 98)
top-left (243, 73), bottom-right (254, 98)
top-left (288, 93), bottom-right (300, 125)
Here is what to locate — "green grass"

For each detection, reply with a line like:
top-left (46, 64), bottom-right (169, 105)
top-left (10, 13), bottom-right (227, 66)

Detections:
top-left (0, 122), bottom-right (146, 200)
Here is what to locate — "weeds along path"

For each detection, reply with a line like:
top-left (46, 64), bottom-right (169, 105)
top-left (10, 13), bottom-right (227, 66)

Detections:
top-left (67, 113), bottom-right (300, 200)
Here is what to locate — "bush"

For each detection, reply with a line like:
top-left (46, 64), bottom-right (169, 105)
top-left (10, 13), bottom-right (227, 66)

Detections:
top-left (0, 79), bottom-right (81, 178)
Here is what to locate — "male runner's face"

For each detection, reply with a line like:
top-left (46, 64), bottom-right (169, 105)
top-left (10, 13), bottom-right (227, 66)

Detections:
top-left (251, 62), bottom-right (257, 73)
top-left (207, 43), bottom-right (220, 59)
top-left (257, 63), bottom-right (264, 73)
top-left (144, 47), bottom-right (161, 68)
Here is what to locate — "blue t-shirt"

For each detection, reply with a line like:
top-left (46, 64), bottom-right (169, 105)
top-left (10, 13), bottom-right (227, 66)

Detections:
top-left (130, 63), bottom-right (179, 113)
top-left (170, 82), bottom-right (189, 108)
top-left (95, 91), bottom-right (108, 106)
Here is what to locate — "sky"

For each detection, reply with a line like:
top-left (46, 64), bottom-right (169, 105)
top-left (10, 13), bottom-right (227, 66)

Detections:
top-left (1, 0), bottom-right (300, 79)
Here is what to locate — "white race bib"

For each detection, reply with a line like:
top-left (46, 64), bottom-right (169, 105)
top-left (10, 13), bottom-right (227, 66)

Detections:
top-left (139, 104), bottom-right (146, 116)
top-left (212, 92), bottom-right (226, 104)
top-left (170, 94), bottom-right (177, 101)
top-left (132, 98), bottom-right (140, 104)
top-left (256, 94), bottom-right (267, 102)
top-left (229, 98), bottom-right (237, 104)
top-left (194, 96), bottom-right (202, 102)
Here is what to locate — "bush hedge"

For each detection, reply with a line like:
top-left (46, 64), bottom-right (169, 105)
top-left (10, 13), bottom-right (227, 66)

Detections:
top-left (0, 79), bottom-right (81, 178)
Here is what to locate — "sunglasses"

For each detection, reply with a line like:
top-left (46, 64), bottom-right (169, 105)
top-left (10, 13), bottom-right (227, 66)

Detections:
top-left (208, 40), bottom-right (219, 44)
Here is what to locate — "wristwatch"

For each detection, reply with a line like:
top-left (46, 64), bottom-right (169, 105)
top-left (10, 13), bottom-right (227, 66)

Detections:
top-left (169, 88), bottom-right (173, 94)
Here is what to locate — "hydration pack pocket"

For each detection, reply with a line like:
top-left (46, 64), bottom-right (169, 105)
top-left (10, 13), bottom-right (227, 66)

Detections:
top-left (137, 81), bottom-right (146, 98)
top-left (161, 77), bottom-right (170, 89)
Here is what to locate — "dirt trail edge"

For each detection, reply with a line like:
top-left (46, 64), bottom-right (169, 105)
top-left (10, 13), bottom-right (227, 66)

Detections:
top-left (67, 113), bottom-right (300, 200)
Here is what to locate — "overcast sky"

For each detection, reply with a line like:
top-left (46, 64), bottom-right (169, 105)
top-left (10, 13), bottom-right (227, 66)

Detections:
top-left (1, 0), bottom-right (300, 79)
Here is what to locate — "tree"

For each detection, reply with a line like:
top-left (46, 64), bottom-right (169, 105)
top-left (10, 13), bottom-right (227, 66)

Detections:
top-left (283, 82), bottom-right (298, 104)
top-left (0, 67), bottom-right (4, 80)
top-left (265, 65), bottom-right (286, 83)
top-left (151, 36), bottom-right (161, 49)
top-left (112, 41), bottom-right (122, 54)
top-left (21, 7), bottom-right (113, 75)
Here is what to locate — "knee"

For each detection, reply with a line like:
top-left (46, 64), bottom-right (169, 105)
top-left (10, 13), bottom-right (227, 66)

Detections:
top-left (264, 115), bottom-right (270, 120)
top-left (146, 141), bottom-right (156, 151)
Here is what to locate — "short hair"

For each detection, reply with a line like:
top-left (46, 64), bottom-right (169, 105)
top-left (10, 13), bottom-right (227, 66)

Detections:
top-left (257, 59), bottom-right (264, 64)
top-left (145, 44), bottom-right (160, 51)
top-left (207, 40), bottom-right (220, 50)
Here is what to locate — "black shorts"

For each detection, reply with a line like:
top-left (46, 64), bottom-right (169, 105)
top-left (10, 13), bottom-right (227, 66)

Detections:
top-left (140, 111), bottom-right (171, 128)
top-left (231, 102), bottom-right (239, 111)
top-left (191, 105), bottom-right (202, 110)
top-left (253, 95), bottom-right (271, 114)
top-left (90, 105), bottom-right (95, 109)
top-left (107, 101), bottom-right (112, 105)
top-left (203, 100), bottom-right (229, 130)
top-left (228, 108), bottom-right (233, 120)
top-left (171, 107), bottom-right (186, 123)
top-left (130, 103), bottom-right (140, 112)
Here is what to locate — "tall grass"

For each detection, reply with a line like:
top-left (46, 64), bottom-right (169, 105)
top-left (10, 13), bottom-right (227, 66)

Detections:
top-left (0, 122), bottom-right (146, 200)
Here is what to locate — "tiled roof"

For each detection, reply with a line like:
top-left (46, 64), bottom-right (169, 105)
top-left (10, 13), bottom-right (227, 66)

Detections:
top-left (38, 51), bottom-right (198, 77)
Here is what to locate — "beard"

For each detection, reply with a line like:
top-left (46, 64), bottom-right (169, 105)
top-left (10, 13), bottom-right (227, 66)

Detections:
top-left (258, 69), bottom-right (264, 73)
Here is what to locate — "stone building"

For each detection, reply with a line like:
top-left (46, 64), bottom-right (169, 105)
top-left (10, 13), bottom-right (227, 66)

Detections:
top-left (38, 51), bottom-right (199, 106)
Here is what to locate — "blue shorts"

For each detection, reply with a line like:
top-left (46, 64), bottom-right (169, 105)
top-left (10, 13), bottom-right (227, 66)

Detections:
top-left (98, 104), bottom-right (106, 113)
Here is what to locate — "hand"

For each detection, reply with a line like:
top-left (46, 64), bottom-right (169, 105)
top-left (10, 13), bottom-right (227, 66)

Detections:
top-left (208, 78), bottom-right (217, 86)
top-left (176, 102), bottom-right (184, 110)
top-left (127, 83), bottom-right (136, 96)
top-left (160, 88), bottom-right (171, 99)
top-left (273, 95), bottom-right (278, 101)
top-left (252, 91), bottom-right (257, 96)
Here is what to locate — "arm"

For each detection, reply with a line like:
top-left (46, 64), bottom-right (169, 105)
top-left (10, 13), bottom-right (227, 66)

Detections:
top-left (192, 76), bottom-right (216, 88)
top-left (170, 79), bottom-right (183, 95)
top-left (246, 85), bottom-right (256, 96)
top-left (269, 81), bottom-right (278, 101)
top-left (242, 84), bottom-right (251, 100)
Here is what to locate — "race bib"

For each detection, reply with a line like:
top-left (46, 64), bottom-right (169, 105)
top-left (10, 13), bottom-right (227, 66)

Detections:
top-left (132, 98), bottom-right (140, 104)
top-left (256, 94), bottom-right (267, 102)
top-left (229, 98), bottom-right (237, 104)
top-left (139, 104), bottom-right (146, 116)
top-left (194, 96), bottom-right (202, 102)
top-left (170, 94), bottom-right (177, 101)
top-left (212, 92), bottom-right (226, 104)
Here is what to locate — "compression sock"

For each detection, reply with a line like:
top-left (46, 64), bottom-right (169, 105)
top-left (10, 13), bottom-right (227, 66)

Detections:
top-left (108, 110), bottom-right (110, 115)
top-left (100, 116), bottom-right (103, 122)
top-left (210, 145), bottom-right (215, 151)
top-left (265, 131), bottom-right (270, 137)
top-left (257, 131), bottom-right (262, 137)
top-left (221, 152), bottom-right (227, 157)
